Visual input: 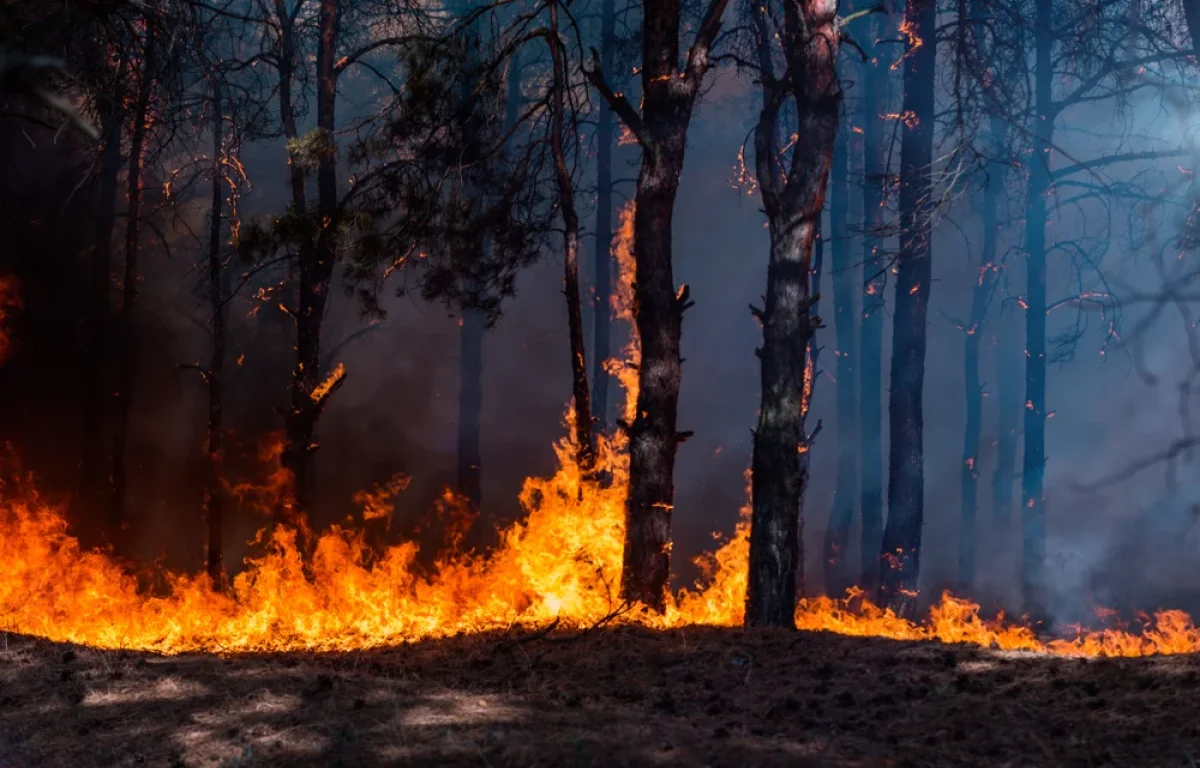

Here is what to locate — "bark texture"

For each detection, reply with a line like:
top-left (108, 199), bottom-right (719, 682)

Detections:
top-left (591, 0), bottom-right (616, 440)
top-left (586, 0), bottom-right (730, 610)
top-left (879, 0), bottom-right (935, 617)
top-left (745, 0), bottom-right (839, 628)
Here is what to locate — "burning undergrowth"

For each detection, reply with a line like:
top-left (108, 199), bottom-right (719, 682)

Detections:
top-left (2, 426), bottom-right (1200, 657)
top-left (0, 203), bottom-right (1199, 658)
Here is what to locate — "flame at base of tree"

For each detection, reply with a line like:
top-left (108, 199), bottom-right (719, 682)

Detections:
top-left (3, 453), bottom-right (1200, 657)
top-left (1, 216), bottom-right (1199, 658)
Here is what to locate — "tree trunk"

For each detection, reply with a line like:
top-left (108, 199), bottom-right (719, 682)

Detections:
top-left (1022, 0), bottom-right (1053, 618)
top-left (80, 86), bottom-right (125, 526)
top-left (547, 1), bottom-right (595, 473)
top-left (205, 77), bottom-right (228, 587)
top-left (280, 0), bottom-right (341, 527)
top-left (591, 0), bottom-right (616, 441)
top-left (958, 256), bottom-right (992, 591)
top-left (1184, 0), bottom-right (1200, 52)
top-left (858, 8), bottom-right (888, 597)
top-left (961, 114), bottom-right (1005, 587)
top-left (622, 158), bottom-right (686, 610)
top-left (823, 99), bottom-right (856, 598)
top-left (617, 0), bottom-right (729, 610)
top-left (110, 29), bottom-right (156, 532)
top-left (456, 309), bottom-right (484, 508)
top-left (745, 0), bottom-right (839, 628)
top-left (992, 308), bottom-right (1020, 530)
top-left (878, 0), bottom-right (935, 617)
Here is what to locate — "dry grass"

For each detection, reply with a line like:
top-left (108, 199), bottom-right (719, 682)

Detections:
top-left (2, 625), bottom-right (1199, 766)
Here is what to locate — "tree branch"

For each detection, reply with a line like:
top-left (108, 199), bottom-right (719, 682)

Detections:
top-left (582, 50), bottom-right (651, 152)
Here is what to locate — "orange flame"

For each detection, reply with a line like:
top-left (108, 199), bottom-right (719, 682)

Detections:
top-left (0, 262), bottom-right (1197, 658)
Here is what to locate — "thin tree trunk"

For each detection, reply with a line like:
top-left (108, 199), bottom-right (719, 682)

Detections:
top-left (823, 99), bottom-right (856, 597)
top-left (205, 77), bottom-right (228, 587)
top-left (456, 310), bottom-right (484, 507)
top-left (591, 0), bottom-right (616, 441)
top-left (745, 0), bottom-right (839, 628)
top-left (958, 255), bottom-right (992, 591)
top-left (613, 0), bottom-right (729, 611)
top-left (80, 85), bottom-right (125, 526)
top-left (992, 308), bottom-right (1020, 530)
top-left (1022, 0), bottom-right (1053, 617)
top-left (858, 8), bottom-right (888, 597)
top-left (280, 0), bottom-right (341, 527)
top-left (878, 0), bottom-right (935, 617)
top-left (271, 0), bottom-right (311, 526)
top-left (110, 29), bottom-right (156, 531)
top-left (961, 114), bottom-right (1004, 587)
top-left (546, 2), bottom-right (595, 473)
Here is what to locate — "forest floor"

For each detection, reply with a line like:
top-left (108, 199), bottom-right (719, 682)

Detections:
top-left (0, 625), bottom-right (1198, 768)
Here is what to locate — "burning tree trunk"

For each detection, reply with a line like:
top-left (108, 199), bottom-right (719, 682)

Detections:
top-left (279, 0), bottom-right (343, 526)
top-left (111, 28), bottom-right (156, 531)
top-left (823, 98), bottom-right (856, 597)
top-left (546, 1), bottom-right (594, 473)
top-left (744, 0), bottom-right (839, 628)
top-left (591, 0), bottom-right (617, 442)
top-left (878, 0), bottom-right (935, 617)
top-left (1021, 0), bottom-right (1053, 617)
top-left (584, 0), bottom-right (730, 611)
top-left (858, 8), bottom-right (888, 596)
top-left (204, 77), bottom-right (229, 586)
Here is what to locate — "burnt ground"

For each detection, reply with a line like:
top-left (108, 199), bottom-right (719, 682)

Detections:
top-left (1, 626), bottom-right (1198, 767)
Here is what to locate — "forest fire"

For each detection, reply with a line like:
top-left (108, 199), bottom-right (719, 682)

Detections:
top-left (3, 459), bottom-right (1200, 657)
top-left (0, 226), bottom-right (1195, 660)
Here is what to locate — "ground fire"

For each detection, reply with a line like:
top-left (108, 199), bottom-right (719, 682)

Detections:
top-left (0, 231), bottom-right (1196, 658)
top-left (10, 0), bottom-right (1200, 763)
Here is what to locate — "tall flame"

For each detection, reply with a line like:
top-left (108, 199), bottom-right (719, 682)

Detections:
top-left (0, 248), bottom-right (1196, 658)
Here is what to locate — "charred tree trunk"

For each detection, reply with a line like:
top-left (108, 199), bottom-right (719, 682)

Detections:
top-left (110, 30), bottom-right (156, 531)
top-left (1022, 0), bottom-right (1053, 617)
top-left (80, 86), bottom-right (126, 525)
top-left (622, 157), bottom-right (686, 610)
top-left (858, 8), bottom-right (888, 596)
top-left (745, 0), bottom-right (839, 628)
top-left (878, 0), bottom-right (935, 617)
top-left (823, 98), bottom-right (856, 597)
top-left (588, 0), bottom-right (728, 611)
top-left (591, 0), bottom-right (617, 441)
top-left (205, 78), bottom-right (228, 587)
top-left (547, 3), bottom-right (595, 473)
top-left (280, 0), bottom-right (342, 527)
